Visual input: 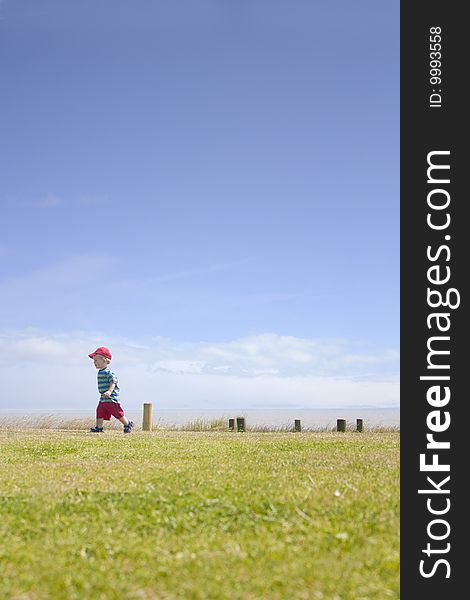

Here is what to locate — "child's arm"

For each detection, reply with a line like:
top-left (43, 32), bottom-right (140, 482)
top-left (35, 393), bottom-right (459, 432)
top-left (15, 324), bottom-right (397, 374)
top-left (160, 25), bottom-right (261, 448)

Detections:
top-left (102, 382), bottom-right (116, 398)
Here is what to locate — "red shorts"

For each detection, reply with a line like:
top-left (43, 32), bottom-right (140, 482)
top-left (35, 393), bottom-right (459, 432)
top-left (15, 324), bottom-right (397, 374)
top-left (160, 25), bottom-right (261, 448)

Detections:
top-left (96, 401), bottom-right (125, 420)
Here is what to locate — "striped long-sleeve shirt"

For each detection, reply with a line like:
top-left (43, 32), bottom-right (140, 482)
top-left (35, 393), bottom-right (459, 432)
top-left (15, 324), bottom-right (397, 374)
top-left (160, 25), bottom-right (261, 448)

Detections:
top-left (97, 367), bottom-right (120, 402)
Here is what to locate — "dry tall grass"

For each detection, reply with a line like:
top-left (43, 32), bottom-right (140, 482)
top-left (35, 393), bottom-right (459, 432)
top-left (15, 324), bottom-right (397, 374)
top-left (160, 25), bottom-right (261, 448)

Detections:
top-left (0, 414), bottom-right (399, 433)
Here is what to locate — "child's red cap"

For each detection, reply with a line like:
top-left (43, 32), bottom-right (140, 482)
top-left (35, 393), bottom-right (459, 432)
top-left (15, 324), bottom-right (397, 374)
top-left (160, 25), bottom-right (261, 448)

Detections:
top-left (88, 346), bottom-right (112, 360)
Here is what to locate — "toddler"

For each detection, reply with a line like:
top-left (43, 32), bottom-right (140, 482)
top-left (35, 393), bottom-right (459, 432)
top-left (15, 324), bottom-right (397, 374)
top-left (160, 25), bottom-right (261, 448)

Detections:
top-left (88, 346), bottom-right (134, 433)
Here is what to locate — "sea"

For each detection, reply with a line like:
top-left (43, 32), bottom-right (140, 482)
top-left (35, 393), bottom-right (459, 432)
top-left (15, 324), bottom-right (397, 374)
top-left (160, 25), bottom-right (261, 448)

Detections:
top-left (0, 407), bottom-right (399, 428)
top-left (132, 407), bottom-right (399, 428)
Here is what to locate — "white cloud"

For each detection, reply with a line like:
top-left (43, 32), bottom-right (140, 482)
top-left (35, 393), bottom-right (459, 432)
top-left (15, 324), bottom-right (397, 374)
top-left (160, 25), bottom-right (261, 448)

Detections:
top-left (113, 257), bottom-right (258, 291)
top-left (0, 329), bottom-right (399, 411)
top-left (149, 360), bottom-right (206, 374)
top-left (29, 195), bottom-right (64, 208)
top-left (0, 330), bottom-right (399, 377)
top-left (0, 254), bottom-right (114, 291)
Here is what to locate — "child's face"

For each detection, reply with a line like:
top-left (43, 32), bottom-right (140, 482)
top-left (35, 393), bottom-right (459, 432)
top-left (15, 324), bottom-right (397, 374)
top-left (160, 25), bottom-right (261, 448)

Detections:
top-left (93, 355), bottom-right (108, 369)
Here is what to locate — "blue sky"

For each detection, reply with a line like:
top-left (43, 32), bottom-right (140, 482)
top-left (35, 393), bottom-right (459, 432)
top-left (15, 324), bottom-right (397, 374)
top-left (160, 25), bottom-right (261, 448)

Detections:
top-left (0, 0), bottom-right (399, 412)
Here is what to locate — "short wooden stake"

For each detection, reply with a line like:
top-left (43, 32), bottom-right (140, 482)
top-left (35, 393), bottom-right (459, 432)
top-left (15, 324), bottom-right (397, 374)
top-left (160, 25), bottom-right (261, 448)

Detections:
top-left (236, 417), bottom-right (246, 432)
top-left (142, 403), bottom-right (153, 431)
top-left (356, 418), bottom-right (364, 432)
top-left (336, 418), bottom-right (346, 432)
top-left (228, 418), bottom-right (235, 431)
top-left (294, 419), bottom-right (302, 432)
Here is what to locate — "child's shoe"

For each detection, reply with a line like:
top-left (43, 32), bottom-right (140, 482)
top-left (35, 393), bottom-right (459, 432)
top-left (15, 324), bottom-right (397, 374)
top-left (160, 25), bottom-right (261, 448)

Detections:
top-left (123, 420), bottom-right (134, 433)
top-left (90, 426), bottom-right (104, 433)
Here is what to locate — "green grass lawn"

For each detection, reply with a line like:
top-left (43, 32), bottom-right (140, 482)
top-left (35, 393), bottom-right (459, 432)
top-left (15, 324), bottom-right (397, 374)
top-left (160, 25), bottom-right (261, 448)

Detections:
top-left (0, 430), bottom-right (399, 600)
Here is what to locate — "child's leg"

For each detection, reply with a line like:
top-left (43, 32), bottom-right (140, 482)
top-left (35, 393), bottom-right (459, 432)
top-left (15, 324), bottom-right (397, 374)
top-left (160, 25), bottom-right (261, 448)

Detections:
top-left (121, 415), bottom-right (134, 433)
top-left (91, 405), bottom-right (105, 431)
top-left (95, 402), bottom-right (108, 428)
top-left (111, 404), bottom-right (133, 431)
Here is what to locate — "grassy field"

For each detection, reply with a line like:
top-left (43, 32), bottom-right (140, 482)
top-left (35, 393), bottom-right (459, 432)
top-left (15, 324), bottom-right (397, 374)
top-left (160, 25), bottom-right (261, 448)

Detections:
top-left (0, 429), bottom-right (399, 600)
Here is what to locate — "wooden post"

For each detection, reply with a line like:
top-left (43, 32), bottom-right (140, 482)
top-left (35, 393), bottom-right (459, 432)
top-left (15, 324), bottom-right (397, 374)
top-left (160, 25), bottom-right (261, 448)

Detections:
top-left (356, 418), bottom-right (363, 432)
top-left (336, 418), bottom-right (346, 432)
top-left (142, 403), bottom-right (153, 431)
top-left (228, 418), bottom-right (235, 431)
top-left (294, 419), bottom-right (302, 432)
top-left (236, 417), bottom-right (246, 432)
